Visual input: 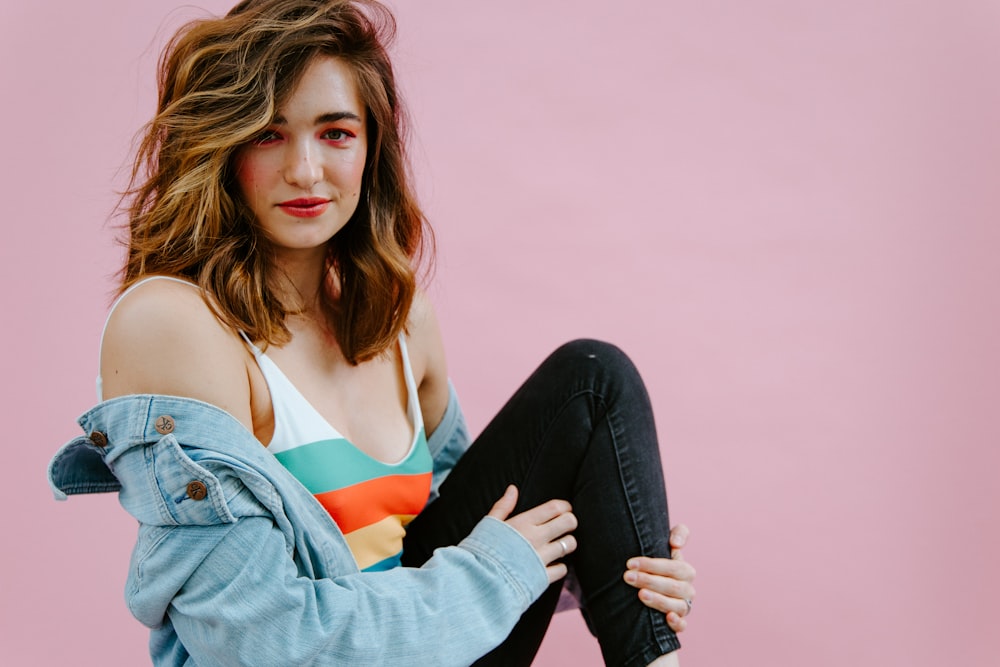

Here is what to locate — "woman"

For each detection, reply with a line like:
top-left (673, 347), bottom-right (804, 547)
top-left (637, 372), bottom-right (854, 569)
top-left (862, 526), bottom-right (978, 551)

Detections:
top-left (47, 0), bottom-right (696, 665)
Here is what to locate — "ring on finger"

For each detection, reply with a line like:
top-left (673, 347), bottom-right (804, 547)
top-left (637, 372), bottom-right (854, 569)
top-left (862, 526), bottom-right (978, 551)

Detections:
top-left (684, 598), bottom-right (693, 615)
top-left (558, 538), bottom-right (568, 557)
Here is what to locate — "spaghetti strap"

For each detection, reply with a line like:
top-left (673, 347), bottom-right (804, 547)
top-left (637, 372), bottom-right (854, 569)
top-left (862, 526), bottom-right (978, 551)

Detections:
top-left (238, 330), bottom-right (264, 356)
top-left (96, 276), bottom-right (199, 401)
top-left (398, 335), bottom-right (417, 398)
top-left (398, 334), bottom-right (424, 433)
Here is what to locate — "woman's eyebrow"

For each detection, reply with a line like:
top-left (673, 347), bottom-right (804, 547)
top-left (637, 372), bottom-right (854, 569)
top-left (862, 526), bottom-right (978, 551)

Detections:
top-left (271, 111), bottom-right (363, 125)
top-left (316, 111), bottom-right (362, 124)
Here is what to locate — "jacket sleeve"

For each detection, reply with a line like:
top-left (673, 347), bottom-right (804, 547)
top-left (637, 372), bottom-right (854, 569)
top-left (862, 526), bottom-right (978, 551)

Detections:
top-left (143, 513), bottom-right (547, 666)
top-left (425, 380), bottom-right (472, 504)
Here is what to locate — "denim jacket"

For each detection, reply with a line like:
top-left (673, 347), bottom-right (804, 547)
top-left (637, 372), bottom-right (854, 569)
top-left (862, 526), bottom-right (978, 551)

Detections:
top-left (47, 385), bottom-right (549, 666)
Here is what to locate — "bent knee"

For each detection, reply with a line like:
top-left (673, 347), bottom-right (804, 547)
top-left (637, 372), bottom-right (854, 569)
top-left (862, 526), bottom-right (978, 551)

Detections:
top-left (549, 339), bottom-right (641, 382)
top-left (553, 338), bottom-right (628, 363)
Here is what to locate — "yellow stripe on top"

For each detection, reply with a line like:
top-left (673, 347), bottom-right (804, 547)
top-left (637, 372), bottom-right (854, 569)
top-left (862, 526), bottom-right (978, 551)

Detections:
top-left (344, 514), bottom-right (418, 571)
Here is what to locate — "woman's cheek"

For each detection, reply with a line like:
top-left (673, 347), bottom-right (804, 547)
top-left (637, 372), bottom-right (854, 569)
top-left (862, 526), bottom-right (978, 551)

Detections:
top-left (351, 159), bottom-right (366, 198)
top-left (234, 160), bottom-right (253, 196)
top-left (344, 139), bottom-right (367, 198)
top-left (233, 151), bottom-right (269, 202)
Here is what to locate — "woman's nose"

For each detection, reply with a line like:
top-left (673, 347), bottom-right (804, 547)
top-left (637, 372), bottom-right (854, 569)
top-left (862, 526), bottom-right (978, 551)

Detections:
top-left (283, 141), bottom-right (322, 189)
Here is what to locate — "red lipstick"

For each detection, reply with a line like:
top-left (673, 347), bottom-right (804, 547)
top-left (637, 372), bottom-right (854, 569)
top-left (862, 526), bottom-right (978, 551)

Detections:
top-left (277, 197), bottom-right (330, 218)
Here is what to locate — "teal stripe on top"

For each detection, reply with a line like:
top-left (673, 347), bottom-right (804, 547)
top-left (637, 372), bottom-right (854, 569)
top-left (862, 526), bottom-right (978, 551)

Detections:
top-left (273, 431), bottom-right (431, 494)
top-left (364, 552), bottom-right (402, 572)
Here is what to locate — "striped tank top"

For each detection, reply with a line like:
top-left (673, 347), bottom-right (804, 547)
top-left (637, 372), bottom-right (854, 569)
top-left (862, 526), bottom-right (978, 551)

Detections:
top-left (243, 334), bottom-right (433, 572)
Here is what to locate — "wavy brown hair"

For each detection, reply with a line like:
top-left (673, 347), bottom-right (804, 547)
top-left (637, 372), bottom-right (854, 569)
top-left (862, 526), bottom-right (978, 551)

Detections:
top-left (121, 0), bottom-right (430, 363)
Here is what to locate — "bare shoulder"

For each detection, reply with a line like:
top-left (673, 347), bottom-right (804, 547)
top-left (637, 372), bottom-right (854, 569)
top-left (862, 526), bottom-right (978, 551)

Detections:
top-left (407, 289), bottom-right (449, 434)
top-left (407, 289), bottom-right (447, 382)
top-left (100, 279), bottom-right (254, 428)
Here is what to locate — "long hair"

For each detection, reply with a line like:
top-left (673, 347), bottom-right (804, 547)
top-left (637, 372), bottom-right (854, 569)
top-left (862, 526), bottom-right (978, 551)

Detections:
top-left (121, 0), bottom-right (430, 363)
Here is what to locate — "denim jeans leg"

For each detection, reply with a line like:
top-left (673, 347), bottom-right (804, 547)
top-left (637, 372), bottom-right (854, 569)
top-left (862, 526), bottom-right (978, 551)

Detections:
top-left (402, 339), bottom-right (680, 667)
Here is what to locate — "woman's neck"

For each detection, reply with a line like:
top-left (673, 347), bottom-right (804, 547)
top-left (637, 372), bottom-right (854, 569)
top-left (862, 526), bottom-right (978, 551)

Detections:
top-left (271, 247), bottom-right (330, 313)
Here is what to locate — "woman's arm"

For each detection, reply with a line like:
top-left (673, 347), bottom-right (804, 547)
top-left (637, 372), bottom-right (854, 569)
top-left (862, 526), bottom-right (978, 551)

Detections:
top-left (152, 512), bottom-right (551, 665)
top-left (406, 289), bottom-right (450, 437)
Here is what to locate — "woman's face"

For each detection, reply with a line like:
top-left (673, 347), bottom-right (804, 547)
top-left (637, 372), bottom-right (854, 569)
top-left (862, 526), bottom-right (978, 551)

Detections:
top-left (234, 56), bottom-right (368, 255)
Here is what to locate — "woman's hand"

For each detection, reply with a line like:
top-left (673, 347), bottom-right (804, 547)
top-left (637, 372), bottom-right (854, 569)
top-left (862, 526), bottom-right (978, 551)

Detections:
top-left (623, 524), bottom-right (697, 633)
top-left (488, 485), bottom-right (577, 584)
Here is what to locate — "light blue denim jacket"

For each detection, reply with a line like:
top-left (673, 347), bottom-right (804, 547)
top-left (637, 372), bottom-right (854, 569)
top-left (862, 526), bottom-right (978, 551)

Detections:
top-left (47, 386), bottom-right (549, 666)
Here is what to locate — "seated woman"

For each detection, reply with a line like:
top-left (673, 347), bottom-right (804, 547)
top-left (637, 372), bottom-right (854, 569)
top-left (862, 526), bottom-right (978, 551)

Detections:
top-left (47, 0), bottom-right (697, 664)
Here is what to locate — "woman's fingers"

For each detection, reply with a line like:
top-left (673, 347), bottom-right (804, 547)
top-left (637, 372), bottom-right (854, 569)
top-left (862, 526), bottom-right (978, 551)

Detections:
top-left (624, 566), bottom-right (695, 602)
top-left (545, 533), bottom-right (577, 563)
top-left (626, 556), bottom-right (696, 582)
top-left (504, 499), bottom-right (577, 546)
top-left (668, 523), bottom-right (690, 557)
top-left (518, 498), bottom-right (576, 526)
top-left (623, 555), bottom-right (696, 627)
top-left (529, 506), bottom-right (575, 582)
top-left (544, 561), bottom-right (569, 583)
top-left (634, 586), bottom-right (691, 618)
top-left (666, 611), bottom-right (688, 633)
top-left (487, 485), bottom-right (519, 521)
top-left (495, 495), bottom-right (577, 584)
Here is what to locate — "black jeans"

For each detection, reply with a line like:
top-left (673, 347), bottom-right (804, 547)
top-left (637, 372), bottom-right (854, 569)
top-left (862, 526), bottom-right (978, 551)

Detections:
top-left (402, 340), bottom-right (680, 667)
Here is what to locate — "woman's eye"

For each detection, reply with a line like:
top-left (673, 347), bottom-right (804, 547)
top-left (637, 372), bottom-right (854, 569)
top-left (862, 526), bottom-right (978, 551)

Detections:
top-left (252, 130), bottom-right (282, 145)
top-left (323, 129), bottom-right (350, 142)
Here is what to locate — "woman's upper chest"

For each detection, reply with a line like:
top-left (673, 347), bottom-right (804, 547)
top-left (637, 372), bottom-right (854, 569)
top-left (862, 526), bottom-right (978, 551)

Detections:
top-left (247, 323), bottom-right (419, 463)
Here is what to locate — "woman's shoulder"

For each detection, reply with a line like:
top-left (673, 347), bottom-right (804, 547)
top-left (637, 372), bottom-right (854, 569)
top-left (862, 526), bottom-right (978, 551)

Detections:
top-left (406, 289), bottom-right (445, 371)
top-left (110, 275), bottom-right (205, 311)
top-left (103, 276), bottom-right (221, 340)
top-left (100, 276), bottom-right (254, 425)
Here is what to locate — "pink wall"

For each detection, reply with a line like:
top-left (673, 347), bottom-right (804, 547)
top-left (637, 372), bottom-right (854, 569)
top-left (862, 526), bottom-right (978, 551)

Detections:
top-left (3, 1), bottom-right (998, 664)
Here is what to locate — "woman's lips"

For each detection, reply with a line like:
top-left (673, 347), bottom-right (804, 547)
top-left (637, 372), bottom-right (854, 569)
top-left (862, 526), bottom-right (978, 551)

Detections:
top-left (277, 198), bottom-right (330, 218)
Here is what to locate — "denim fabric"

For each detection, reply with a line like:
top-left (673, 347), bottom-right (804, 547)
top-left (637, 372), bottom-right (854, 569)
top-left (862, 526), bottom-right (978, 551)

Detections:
top-left (403, 340), bottom-right (681, 667)
top-left (48, 390), bottom-right (547, 666)
top-left (426, 380), bottom-right (473, 505)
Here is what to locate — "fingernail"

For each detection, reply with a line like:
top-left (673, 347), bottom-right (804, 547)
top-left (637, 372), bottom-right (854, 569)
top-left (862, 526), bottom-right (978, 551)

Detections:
top-left (625, 572), bottom-right (637, 584)
top-left (626, 559), bottom-right (639, 569)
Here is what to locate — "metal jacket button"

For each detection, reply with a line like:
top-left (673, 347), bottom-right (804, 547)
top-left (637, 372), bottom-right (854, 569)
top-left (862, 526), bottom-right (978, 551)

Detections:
top-left (186, 481), bottom-right (208, 501)
top-left (154, 415), bottom-right (175, 435)
top-left (89, 431), bottom-right (108, 448)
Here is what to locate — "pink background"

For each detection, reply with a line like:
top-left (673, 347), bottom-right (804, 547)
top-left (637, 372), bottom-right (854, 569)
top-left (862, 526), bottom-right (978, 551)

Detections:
top-left (2, 0), bottom-right (998, 664)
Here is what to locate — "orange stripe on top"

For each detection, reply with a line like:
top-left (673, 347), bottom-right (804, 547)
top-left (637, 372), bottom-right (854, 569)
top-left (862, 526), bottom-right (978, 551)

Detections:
top-left (315, 472), bottom-right (432, 535)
